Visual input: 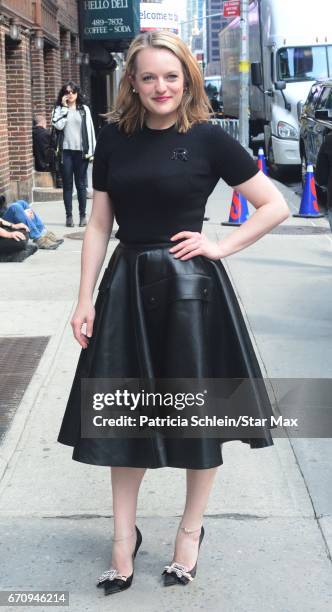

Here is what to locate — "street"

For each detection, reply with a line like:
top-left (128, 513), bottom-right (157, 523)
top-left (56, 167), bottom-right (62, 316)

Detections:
top-left (0, 176), bottom-right (331, 612)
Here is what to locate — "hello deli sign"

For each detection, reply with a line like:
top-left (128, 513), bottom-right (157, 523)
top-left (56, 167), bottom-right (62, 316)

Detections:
top-left (82, 0), bottom-right (140, 40)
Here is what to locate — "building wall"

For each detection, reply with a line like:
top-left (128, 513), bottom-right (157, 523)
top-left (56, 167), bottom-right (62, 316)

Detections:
top-left (183, 0), bottom-right (206, 73)
top-left (0, 0), bottom-right (81, 202)
top-left (205, 0), bottom-right (225, 75)
top-left (5, 33), bottom-right (33, 200)
top-left (44, 37), bottom-right (62, 127)
top-left (0, 25), bottom-right (10, 200)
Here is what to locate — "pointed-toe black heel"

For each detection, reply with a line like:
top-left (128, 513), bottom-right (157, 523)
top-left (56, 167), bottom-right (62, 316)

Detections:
top-left (96, 525), bottom-right (142, 596)
top-left (162, 525), bottom-right (205, 587)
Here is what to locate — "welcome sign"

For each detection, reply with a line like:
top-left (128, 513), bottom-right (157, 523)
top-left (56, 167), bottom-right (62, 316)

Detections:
top-left (82, 0), bottom-right (140, 40)
top-left (140, 2), bottom-right (179, 33)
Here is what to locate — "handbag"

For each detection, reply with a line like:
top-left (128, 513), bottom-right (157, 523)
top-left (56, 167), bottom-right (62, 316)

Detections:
top-left (49, 126), bottom-right (64, 170)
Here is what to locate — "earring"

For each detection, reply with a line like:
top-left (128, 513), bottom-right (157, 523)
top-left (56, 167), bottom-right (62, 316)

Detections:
top-left (132, 88), bottom-right (136, 93)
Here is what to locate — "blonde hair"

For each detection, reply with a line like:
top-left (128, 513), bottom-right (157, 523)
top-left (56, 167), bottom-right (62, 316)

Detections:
top-left (105, 31), bottom-right (213, 134)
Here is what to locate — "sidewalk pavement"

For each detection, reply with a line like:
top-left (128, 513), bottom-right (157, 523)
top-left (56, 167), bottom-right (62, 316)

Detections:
top-left (0, 178), bottom-right (331, 612)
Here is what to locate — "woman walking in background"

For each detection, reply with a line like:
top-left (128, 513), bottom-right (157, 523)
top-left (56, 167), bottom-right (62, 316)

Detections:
top-left (51, 81), bottom-right (96, 228)
top-left (57, 31), bottom-right (290, 596)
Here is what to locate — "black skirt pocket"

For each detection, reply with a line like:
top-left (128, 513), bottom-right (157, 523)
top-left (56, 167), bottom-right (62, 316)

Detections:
top-left (141, 274), bottom-right (213, 310)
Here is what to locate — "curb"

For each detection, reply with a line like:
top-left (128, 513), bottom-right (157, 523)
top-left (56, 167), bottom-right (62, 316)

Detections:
top-left (0, 305), bottom-right (74, 484)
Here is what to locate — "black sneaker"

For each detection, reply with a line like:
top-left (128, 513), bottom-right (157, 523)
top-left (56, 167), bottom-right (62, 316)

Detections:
top-left (66, 216), bottom-right (74, 227)
top-left (79, 215), bottom-right (87, 227)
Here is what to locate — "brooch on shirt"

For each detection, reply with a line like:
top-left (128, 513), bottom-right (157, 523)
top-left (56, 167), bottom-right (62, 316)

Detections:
top-left (171, 148), bottom-right (189, 162)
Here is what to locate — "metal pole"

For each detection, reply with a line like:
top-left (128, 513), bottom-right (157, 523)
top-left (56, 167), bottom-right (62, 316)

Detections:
top-left (239, 0), bottom-right (250, 149)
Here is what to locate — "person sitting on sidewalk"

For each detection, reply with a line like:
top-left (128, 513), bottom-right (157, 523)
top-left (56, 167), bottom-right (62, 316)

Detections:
top-left (0, 221), bottom-right (38, 262)
top-left (0, 196), bottom-right (64, 249)
top-left (33, 115), bottom-right (63, 188)
top-left (33, 114), bottom-right (52, 172)
top-left (0, 219), bottom-right (29, 256)
top-left (316, 132), bottom-right (332, 232)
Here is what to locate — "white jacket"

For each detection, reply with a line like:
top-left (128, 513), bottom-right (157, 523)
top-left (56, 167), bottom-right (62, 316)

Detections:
top-left (51, 104), bottom-right (96, 159)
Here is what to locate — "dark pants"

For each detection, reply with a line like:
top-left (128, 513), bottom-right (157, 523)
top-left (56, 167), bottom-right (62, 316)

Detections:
top-left (0, 229), bottom-right (28, 254)
top-left (51, 161), bottom-right (63, 189)
top-left (61, 150), bottom-right (89, 218)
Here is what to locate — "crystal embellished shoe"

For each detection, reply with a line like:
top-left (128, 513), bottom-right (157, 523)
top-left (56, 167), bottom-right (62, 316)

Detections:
top-left (162, 525), bottom-right (205, 586)
top-left (96, 525), bottom-right (142, 596)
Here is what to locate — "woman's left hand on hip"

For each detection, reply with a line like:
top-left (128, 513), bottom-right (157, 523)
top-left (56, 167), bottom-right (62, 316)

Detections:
top-left (169, 231), bottom-right (222, 261)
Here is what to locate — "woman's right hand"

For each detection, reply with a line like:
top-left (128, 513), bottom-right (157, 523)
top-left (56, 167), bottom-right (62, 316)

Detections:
top-left (9, 230), bottom-right (26, 241)
top-left (61, 94), bottom-right (68, 107)
top-left (70, 300), bottom-right (96, 349)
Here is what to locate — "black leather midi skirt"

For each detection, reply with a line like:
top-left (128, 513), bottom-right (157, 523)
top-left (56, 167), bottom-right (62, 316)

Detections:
top-left (57, 242), bottom-right (274, 468)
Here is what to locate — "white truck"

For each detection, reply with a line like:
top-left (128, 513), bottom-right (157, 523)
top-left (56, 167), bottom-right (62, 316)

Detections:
top-left (219, 0), bottom-right (332, 173)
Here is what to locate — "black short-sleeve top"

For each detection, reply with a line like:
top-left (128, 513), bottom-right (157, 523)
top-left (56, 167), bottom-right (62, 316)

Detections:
top-left (92, 121), bottom-right (259, 243)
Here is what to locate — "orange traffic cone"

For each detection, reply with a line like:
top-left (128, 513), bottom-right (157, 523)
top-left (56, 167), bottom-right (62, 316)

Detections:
top-left (257, 147), bottom-right (268, 174)
top-left (222, 190), bottom-right (249, 226)
top-left (293, 164), bottom-right (324, 218)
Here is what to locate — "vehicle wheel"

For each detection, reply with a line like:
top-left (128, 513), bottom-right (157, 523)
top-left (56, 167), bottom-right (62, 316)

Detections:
top-left (267, 139), bottom-right (283, 179)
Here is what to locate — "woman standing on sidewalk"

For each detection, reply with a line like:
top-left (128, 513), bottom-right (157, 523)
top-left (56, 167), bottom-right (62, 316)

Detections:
top-left (57, 31), bottom-right (290, 596)
top-left (51, 81), bottom-right (96, 228)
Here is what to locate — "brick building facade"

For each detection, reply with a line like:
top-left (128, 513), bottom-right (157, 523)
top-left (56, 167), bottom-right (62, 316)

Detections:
top-left (0, 0), bottom-right (81, 202)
